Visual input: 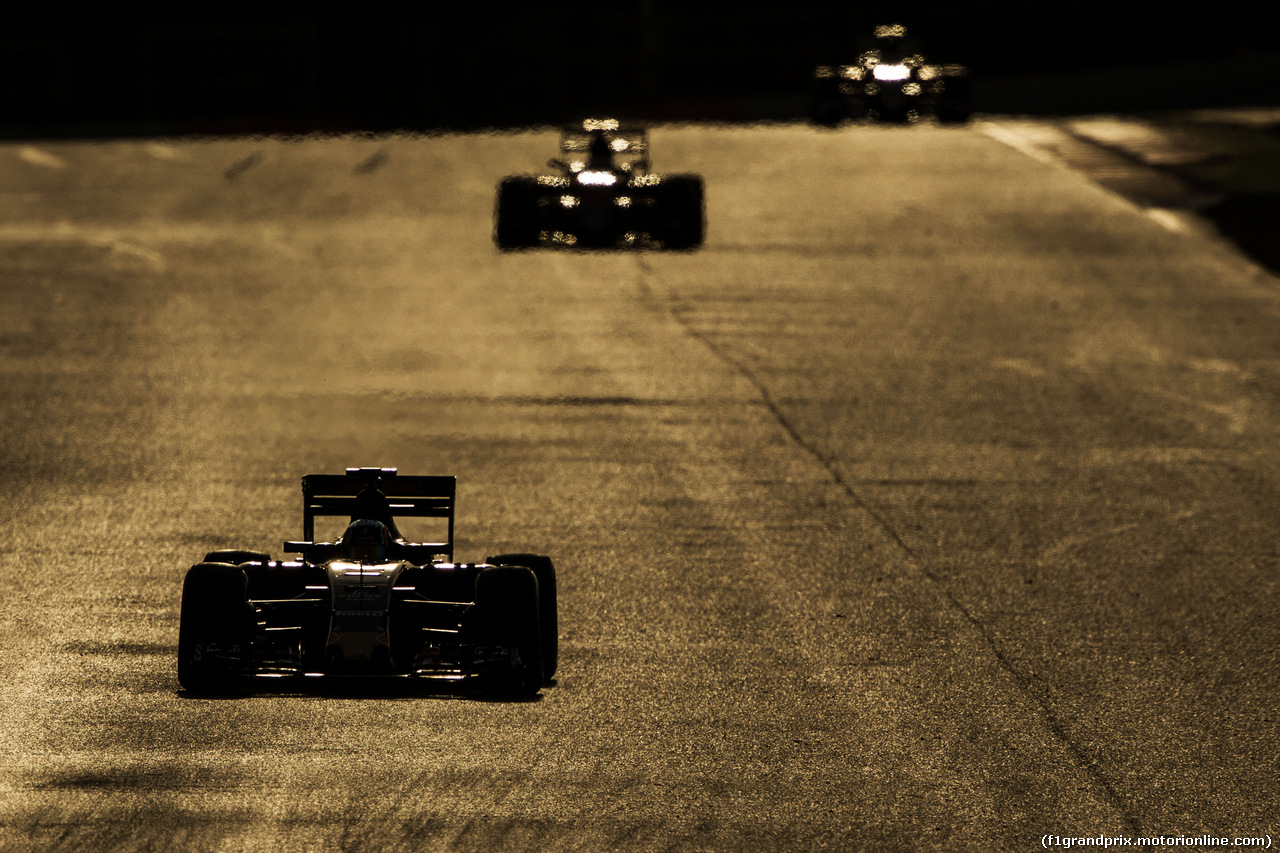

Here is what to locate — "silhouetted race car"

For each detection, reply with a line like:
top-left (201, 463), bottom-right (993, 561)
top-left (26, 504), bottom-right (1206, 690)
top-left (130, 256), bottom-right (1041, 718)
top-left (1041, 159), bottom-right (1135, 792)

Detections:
top-left (177, 467), bottom-right (558, 698)
top-left (494, 118), bottom-right (704, 249)
top-left (811, 24), bottom-right (972, 125)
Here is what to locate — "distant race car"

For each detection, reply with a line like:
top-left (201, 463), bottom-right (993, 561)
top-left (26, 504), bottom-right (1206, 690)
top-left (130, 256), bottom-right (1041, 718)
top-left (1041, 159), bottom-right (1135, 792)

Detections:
top-left (177, 467), bottom-right (558, 698)
top-left (811, 24), bottom-right (972, 125)
top-left (494, 118), bottom-right (704, 250)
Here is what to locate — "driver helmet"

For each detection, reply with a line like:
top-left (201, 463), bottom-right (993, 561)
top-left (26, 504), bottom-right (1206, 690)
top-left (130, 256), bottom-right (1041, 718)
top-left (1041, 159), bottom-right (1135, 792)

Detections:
top-left (587, 131), bottom-right (614, 169)
top-left (343, 518), bottom-right (390, 562)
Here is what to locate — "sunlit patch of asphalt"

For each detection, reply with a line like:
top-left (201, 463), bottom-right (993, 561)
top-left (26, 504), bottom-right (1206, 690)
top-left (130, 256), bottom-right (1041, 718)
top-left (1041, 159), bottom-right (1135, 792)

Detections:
top-left (631, 254), bottom-right (1146, 837)
top-left (1064, 117), bottom-right (1227, 167)
top-left (984, 113), bottom-right (1280, 281)
top-left (0, 223), bottom-right (167, 272)
top-left (143, 142), bottom-right (189, 162)
top-left (16, 147), bottom-right (67, 169)
top-left (1143, 208), bottom-right (1191, 234)
top-left (980, 118), bottom-right (1224, 235)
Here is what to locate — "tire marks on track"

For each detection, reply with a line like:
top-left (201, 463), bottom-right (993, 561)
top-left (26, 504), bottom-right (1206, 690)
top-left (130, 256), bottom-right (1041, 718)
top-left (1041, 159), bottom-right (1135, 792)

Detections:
top-left (634, 253), bottom-right (1146, 837)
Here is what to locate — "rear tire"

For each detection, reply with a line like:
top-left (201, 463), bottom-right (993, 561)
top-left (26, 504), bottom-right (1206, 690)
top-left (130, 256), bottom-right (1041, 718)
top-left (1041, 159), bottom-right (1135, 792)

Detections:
top-left (810, 78), bottom-right (845, 127)
top-left (474, 566), bottom-right (543, 698)
top-left (203, 549), bottom-right (270, 566)
top-left (494, 177), bottom-right (540, 249)
top-left (486, 553), bottom-right (558, 679)
top-left (936, 75), bottom-right (973, 125)
top-left (178, 563), bottom-right (257, 694)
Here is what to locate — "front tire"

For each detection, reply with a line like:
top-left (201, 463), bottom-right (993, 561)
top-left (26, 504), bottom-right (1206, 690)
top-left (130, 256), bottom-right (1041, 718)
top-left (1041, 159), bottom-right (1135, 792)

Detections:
top-left (494, 177), bottom-right (540, 249)
top-left (658, 175), bottom-right (705, 250)
top-left (474, 566), bottom-right (543, 698)
top-left (486, 553), bottom-right (558, 679)
top-left (178, 562), bottom-right (257, 694)
top-left (203, 549), bottom-right (270, 566)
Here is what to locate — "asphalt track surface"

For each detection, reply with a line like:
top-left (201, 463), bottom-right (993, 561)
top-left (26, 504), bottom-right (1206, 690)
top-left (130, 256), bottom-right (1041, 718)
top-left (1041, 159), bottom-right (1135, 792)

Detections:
top-left (1, 124), bottom-right (1277, 851)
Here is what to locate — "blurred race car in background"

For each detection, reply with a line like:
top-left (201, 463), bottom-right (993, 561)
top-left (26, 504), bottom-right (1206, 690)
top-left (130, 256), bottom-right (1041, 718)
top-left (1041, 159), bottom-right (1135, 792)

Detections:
top-left (494, 118), bottom-right (704, 249)
top-left (811, 24), bottom-right (973, 125)
top-left (177, 467), bottom-right (558, 698)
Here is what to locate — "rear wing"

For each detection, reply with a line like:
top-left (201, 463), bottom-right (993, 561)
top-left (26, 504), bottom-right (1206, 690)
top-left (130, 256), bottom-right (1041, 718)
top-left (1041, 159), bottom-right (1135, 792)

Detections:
top-left (293, 467), bottom-right (456, 560)
top-left (560, 118), bottom-right (649, 172)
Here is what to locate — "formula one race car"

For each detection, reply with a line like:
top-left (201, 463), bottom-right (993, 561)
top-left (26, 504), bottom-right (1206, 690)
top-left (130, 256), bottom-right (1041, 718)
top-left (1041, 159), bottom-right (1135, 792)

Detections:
top-left (811, 24), bottom-right (972, 125)
top-left (177, 468), bottom-right (558, 698)
top-left (494, 118), bottom-right (704, 250)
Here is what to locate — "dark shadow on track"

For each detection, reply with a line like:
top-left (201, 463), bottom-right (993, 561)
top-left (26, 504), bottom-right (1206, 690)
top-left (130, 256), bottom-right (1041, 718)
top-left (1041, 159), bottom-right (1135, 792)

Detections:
top-left (1199, 194), bottom-right (1280, 276)
top-left (175, 678), bottom-right (554, 703)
